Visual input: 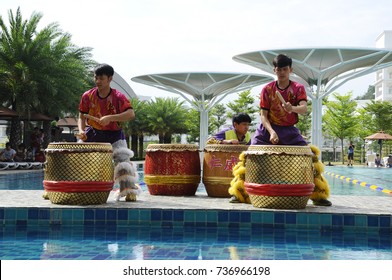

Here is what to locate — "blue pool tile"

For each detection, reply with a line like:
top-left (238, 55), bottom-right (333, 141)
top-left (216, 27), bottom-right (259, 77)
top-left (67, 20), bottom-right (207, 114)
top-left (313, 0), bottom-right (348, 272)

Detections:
top-left (355, 215), bottom-right (367, 227)
top-left (319, 214), bottom-right (332, 226)
top-left (173, 210), bottom-right (184, 221)
top-left (379, 216), bottom-right (390, 228)
top-left (263, 212), bottom-right (274, 224)
top-left (332, 215), bottom-right (343, 226)
top-left (139, 210), bottom-right (150, 221)
top-left (151, 209), bottom-right (162, 221)
top-left (38, 209), bottom-right (50, 220)
top-left (0, 208), bottom-right (3, 219)
top-left (229, 211), bottom-right (240, 222)
top-left (84, 209), bottom-right (95, 220)
top-left (274, 212), bottom-right (285, 224)
top-left (308, 214), bottom-right (320, 225)
top-left (344, 215), bottom-right (355, 226)
top-left (368, 216), bottom-right (379, 227)
top-left (162, 210), bottom-right (173, 221)
top-left (117, 209), bottom-right (128, 220)
top-left (206, 211), bottom-right (217, 222)
top-left (184, 211), bottom-right (195, 222)
top-left (297, 213), bottom-right (308, 225)
top-left (129, 210), bottom-right (139, 221)
top-left (251, 212), bottom-right (262, 223)
top-left (95, 209), bottom-right (106, 220)
top-left (285, 213), bottom-right (297, 224)
top-left (195, 211), bottom-right (206, 223)
top-left (240, 212), bottom-right (251, 223)
top-left (106, 209), bottom-right (117, 221)
top-left (218, 211), bottom-right (228, 222)
top-left (16, 209), bottom-right (27, 220)
top-left (28, 208), bottom-right (39, 219)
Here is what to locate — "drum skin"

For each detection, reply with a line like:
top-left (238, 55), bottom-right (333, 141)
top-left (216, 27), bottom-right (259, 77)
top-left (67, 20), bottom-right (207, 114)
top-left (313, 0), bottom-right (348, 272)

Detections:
top-left (43, 142), bottom-right (114, 205)
top-left (244, 145), bottom-right (314, 209)
top-left (203, 144), bottom-right (248, 197)
top-left (144, 144), bottom-right (201, 196)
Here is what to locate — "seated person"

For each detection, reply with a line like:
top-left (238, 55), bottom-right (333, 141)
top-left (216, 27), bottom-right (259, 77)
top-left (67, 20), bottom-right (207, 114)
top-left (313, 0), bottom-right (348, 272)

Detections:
top-left (375, 154), bottom-right (382, 167)
top-left (14, 143), bottom-right (27, 162)
top-left (388, 155), bottom-right (392, 168)
top-left (206, 112), bottom-right (252, 145)
top-left (34, 146), bottom-right (46, 163)
top-left (0, 142), bottom-right (16, 162)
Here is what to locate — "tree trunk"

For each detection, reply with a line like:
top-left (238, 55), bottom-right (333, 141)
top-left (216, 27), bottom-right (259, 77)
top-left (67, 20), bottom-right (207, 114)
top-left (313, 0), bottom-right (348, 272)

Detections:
top-left (9, 119), bottom-right (23, 149)
top-left (130, 134), bottom-right (138, 155)
top-left (164, 133), bottom-right (171, 143)
top-left (138, 134), bottom-right (144, 159)
top-left (341, 138), bottom-right (344, 165)
top-left (42, 121), bottom-right (51, 148)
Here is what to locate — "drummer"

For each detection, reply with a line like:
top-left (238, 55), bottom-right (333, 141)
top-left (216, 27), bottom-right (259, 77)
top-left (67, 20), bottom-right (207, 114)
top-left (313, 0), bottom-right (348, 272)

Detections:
top-left (77, 63), bottom-right (134, 144)
top-left (207, 113), bottom-right (252, 145)
top-left (250, 54), bottom-right (332, 207)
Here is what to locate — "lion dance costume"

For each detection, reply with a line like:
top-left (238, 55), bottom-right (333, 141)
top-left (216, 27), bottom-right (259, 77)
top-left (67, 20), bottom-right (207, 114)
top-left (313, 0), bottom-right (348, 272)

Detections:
top-left (111, 140), bottom-right (142, 202)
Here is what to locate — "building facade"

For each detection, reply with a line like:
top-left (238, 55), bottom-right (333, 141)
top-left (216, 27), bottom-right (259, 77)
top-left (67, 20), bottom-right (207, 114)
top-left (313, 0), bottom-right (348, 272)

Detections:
top-left (374, 30), bottom-right (392, 102)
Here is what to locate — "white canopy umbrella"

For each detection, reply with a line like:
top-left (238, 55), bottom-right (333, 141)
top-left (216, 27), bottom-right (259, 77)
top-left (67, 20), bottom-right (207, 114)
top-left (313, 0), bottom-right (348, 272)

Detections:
top-left (132, 72), bottom-right (273, 149)
top-left (233, 48), bottom-right (392, 150)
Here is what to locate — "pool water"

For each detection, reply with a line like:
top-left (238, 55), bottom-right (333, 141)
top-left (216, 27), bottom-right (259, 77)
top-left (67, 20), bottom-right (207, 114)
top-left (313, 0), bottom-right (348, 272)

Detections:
top-left (1, 225), bottom-right (391, 260)
top-left (324, 166), bottom-right (392, 196)
top-left (0, 167), bottom-right (391, 197)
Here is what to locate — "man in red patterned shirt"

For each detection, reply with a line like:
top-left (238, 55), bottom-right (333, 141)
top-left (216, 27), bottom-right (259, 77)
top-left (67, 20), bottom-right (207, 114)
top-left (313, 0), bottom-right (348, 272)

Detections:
top-left (251, 54), bottom-right (308, 146)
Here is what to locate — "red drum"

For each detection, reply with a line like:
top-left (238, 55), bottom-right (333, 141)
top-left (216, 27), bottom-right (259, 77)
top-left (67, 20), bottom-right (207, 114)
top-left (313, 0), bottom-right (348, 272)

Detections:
top-left (244, 145), bottom-right (314, 209)
top-left (43, 142), bottom-right (114, 205)
top-left (144, 144), bottom-right (201, 196)
top-left (203, 144), bottom-right (248, 197)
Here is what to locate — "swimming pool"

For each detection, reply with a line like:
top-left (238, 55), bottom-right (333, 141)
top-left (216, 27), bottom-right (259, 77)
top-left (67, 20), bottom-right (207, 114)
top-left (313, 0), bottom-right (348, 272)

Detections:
top-left (1, 225), bottom-right (391, 260)
top-left (1, 166), bottom-right (391, 197)
top-left (324, 166), bottom-right (392, 196)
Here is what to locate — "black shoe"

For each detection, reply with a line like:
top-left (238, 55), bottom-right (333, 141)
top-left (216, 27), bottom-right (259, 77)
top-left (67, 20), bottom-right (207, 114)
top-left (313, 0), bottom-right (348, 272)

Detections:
top-left (312, 199), bottom-right (332, 207)
top-left (229, 195), bottom-right (240, 203)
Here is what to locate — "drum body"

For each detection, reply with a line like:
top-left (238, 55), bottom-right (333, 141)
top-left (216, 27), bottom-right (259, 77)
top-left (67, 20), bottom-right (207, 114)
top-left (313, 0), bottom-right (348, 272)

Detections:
top-left (144, 144), bottom-right (200, 196)
top-left (203, 144), bottom-right (248, 197)
top-left (43, 142), bottom-right (114, 205)
top-left (244, 145), bottom-right (314, 209)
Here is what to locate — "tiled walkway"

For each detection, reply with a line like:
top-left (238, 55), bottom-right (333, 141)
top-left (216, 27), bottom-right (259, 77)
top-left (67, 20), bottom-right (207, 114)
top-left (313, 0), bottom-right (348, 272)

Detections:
top-left (1, 189), bottom-right (391, 231)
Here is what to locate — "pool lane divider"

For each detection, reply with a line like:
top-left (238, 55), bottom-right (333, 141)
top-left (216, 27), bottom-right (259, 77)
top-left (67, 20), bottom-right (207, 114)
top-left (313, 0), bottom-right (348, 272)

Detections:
top-left (324, 171), bottom-right (392, 195)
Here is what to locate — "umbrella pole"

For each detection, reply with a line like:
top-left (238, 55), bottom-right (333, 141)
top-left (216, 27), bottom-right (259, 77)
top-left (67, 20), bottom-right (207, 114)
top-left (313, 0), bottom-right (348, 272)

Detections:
top-left (380, 140), bottom-right (383, 157)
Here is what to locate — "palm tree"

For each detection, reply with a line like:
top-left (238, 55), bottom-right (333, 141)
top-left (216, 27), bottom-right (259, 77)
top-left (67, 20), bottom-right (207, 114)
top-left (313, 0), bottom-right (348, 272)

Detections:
top-left (0, 7), bottom-right (94, 147)
top-left (122, 97), bottom-right (151, 158)
top-left (146, 97), bottom-right (188, 143)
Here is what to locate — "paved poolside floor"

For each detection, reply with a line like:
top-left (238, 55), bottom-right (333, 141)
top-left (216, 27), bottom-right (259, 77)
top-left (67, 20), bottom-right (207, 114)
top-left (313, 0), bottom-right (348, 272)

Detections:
top-left (1, 189), bottom-right (391, 216)
top-left (0, 168), bottom-right (391, 220)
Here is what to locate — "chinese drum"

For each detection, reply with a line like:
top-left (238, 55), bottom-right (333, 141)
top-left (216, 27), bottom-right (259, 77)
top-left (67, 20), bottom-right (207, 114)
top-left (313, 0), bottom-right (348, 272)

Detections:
top-left (244, 145), bottom-right (314, 209)
top-left (144, 144), bottom-right (201, 196)
top-left (43, 142), bottom-right (114, 205)
top-left (203, 144), bottom-right (249, 197)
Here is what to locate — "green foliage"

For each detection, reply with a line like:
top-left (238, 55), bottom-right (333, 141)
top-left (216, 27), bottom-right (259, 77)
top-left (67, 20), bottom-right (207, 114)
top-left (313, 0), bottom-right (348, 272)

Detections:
top-left (355, 85), bottom-right (375, 100)
top-left (209, 103), bottom-right (226, 134)
top-left (297, 100), bottom-right (312, 138)
top-left (226, 90), bottom-right (258, 119)
top-left (323, 92), bottom-right (359, 164)
top-left (145, 97), bottom-right (188, 143)
top-left (363, 100), bottom-right (392, 134)
top-left (0, 7), bottom-right (94, 146)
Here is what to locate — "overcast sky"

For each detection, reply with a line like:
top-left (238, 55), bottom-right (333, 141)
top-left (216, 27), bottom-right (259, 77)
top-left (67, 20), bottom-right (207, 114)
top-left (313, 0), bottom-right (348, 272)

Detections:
top-left (1, 0), bottom-right (392, 101)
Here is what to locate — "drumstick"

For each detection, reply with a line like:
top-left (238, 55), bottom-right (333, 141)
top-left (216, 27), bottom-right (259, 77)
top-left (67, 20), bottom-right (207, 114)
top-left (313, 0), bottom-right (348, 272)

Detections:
top-left (275, 91), bottom-right (286, 104)
top-left (84, 114), bottom-right (100, 122)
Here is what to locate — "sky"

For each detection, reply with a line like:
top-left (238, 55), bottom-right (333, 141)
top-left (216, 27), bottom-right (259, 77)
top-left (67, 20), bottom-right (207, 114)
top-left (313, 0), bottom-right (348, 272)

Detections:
top-left (1, 0), bottom-right (392, 102)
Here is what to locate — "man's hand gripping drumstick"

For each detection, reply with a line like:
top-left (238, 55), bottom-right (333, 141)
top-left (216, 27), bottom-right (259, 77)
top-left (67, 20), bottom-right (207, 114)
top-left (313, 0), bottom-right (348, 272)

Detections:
top-left (75, 114), bottom-right (101, 141)
top-left (275, 91), bottom-right (292, 114)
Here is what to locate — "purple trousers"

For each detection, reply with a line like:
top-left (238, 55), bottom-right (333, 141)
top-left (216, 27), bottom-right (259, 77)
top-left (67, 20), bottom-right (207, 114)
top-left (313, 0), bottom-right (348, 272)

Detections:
top-left (251, 123), bottom-right (307, 146)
